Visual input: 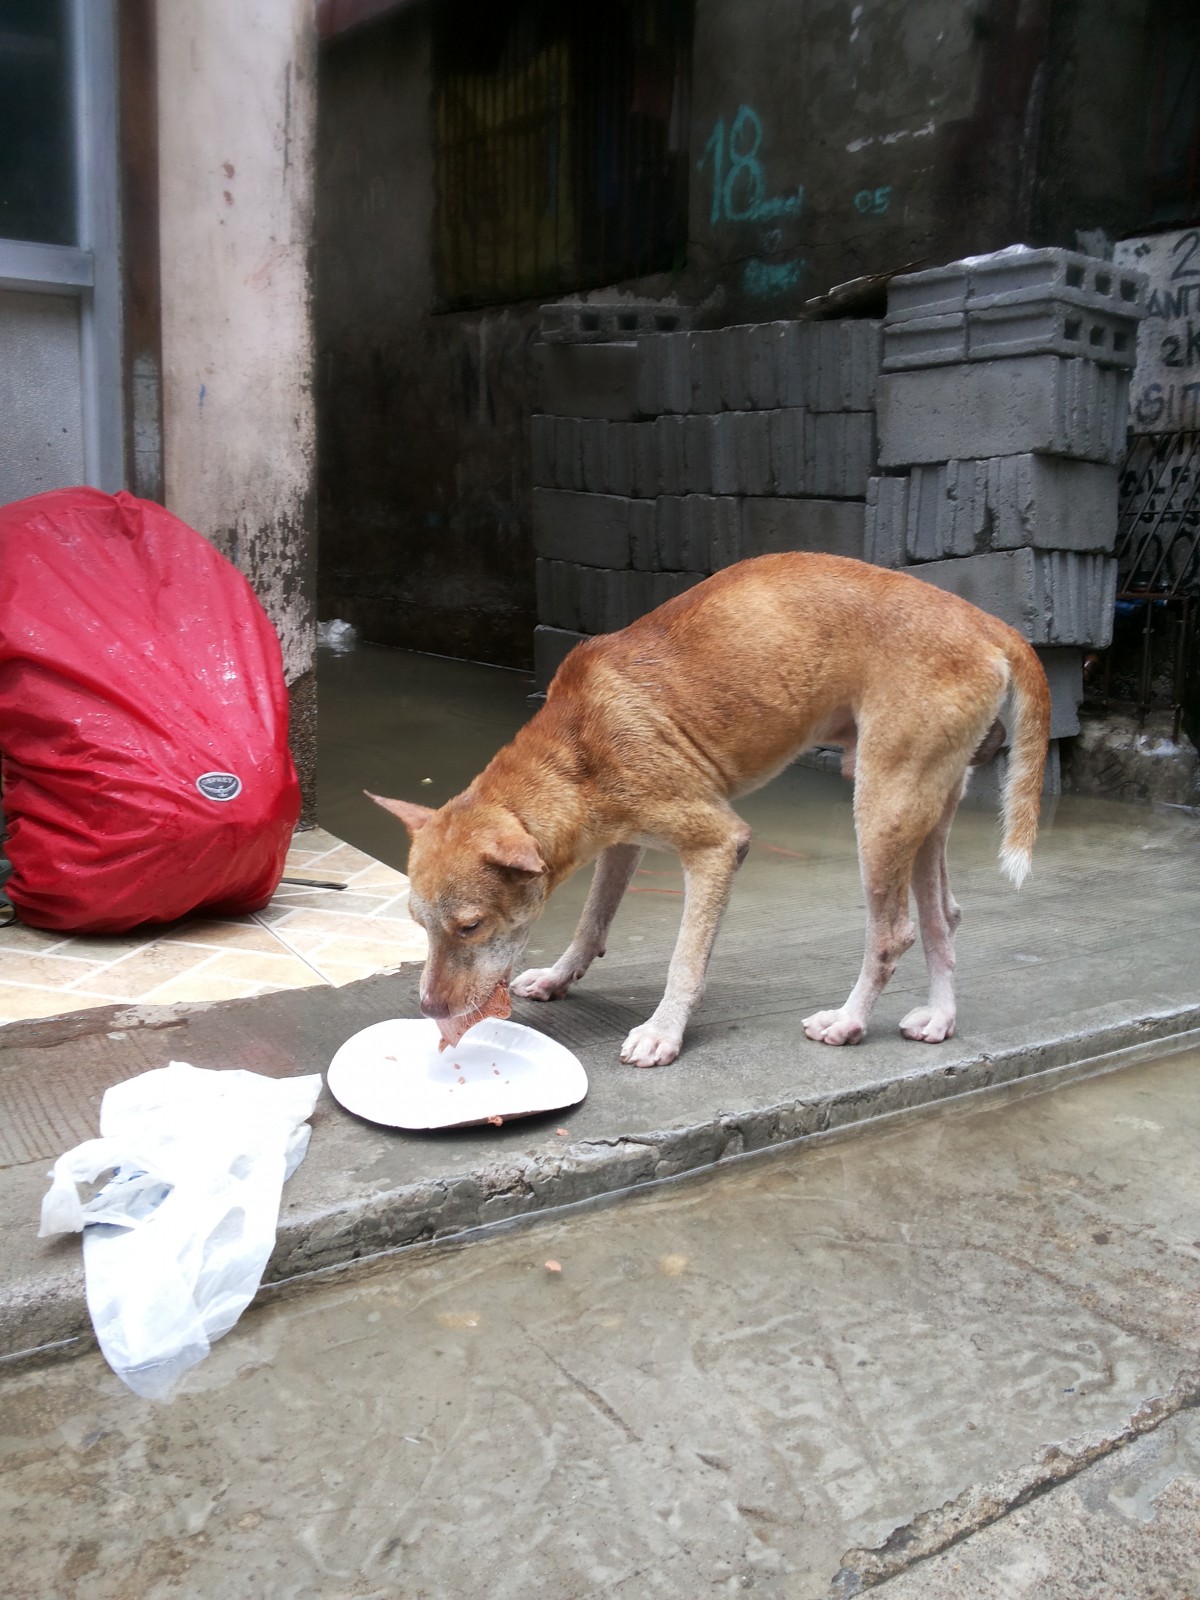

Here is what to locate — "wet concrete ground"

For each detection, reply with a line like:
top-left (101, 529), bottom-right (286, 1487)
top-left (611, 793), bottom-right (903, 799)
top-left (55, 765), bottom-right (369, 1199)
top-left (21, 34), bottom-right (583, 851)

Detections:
top-left (3, 642), bottom-right (1200, 1597)
top-left (4, 645), bottom-right (1200, 1366)
top-left (4, 1047), bottom-right (1198, 1599)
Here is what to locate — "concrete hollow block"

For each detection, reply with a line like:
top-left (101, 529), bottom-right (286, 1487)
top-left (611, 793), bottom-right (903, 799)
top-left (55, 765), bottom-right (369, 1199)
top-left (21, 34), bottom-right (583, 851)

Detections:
top-left (745, 322), bottom-right (789, 410)
top-left (535, 558), bottom-right (581, 631)
top-left (740, 497), bottom-right (866, 561)
top-left (877, 356), bottom-right (1131, 467)
top-left (534, 624), bottom-right (590, 692)
top-left (688, 330), bottom-right (724, 414)
top-left (536, 341), bottom-right (641, 419)
top-left (549, 416), bottom-right (585, 490)
top-left (864, 474), bottom-right (909, 568)
top-left (769, 408), bottom-right (810, 496)
top-left (655, 495), bottom-right (722, 573)
top-left (806, 320), bottom-right (884, 411)
top-left (540, 299), bottom-right (692, 343)
top-left (882, 313), bottom-right (968, 372)
top-left (655, 414), bottom-right (688, 496)
top-left (530, 413), bottom-right (554, 488)
top-left (683, 414), bottom-right (716, 495)
top-left (984, 455), bottom-right (1118, 553)
top-left (532, 488), bottom-right (639, 569)
top-left (891, 456), bottom-right (1118, 561)
top-left (967, 297), bottom-right (1140, 369)
top-left (636, 332), bottom-right (692, 416)
top-left (886, 248), bottom-right (1147, 323)
top-left (908, 548), bottom-right (1118, 648)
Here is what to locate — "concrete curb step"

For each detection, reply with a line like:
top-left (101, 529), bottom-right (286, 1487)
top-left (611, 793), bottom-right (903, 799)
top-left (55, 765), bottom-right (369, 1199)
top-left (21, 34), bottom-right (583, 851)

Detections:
top-left (271, 1004), bottom-right (1200, 1272)
top-left (5, 993), bottom-right (1199, 1374)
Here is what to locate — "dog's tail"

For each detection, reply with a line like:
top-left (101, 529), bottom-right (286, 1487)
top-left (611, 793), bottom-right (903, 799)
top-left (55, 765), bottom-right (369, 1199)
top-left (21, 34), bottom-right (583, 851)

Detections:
top-left (997, 634), bottom-right (1051, 889)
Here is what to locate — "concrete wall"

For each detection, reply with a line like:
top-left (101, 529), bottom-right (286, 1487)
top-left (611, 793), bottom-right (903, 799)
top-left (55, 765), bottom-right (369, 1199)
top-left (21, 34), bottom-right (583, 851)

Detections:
top-left (316, 0), bottom-right (1159, 667)
top-left (676, 0), bottom-right (1153, 320)
top-left (316, 7), bottom-right (541, 665)
top-left (690, 0), bottom-right (1014, 319)
top-left (157, 0), bottom-right (319, 809)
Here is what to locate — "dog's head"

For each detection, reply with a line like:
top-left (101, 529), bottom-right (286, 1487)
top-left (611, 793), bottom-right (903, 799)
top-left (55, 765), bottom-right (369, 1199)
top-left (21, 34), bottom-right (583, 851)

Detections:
top-left (367, 791), bottom-right (549, 1044)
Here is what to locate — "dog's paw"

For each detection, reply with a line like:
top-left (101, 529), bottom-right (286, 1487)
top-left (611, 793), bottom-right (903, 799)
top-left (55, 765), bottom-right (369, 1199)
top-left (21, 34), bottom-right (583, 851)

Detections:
top-left (620, 1023), bottom-right (681, 1068)
top-left (802, 1008), bottom-right (865, 1046)
top-left (511, 966), bottom-right (572, 1002)
top-left (899, 1005), bottom-right (956, 1043)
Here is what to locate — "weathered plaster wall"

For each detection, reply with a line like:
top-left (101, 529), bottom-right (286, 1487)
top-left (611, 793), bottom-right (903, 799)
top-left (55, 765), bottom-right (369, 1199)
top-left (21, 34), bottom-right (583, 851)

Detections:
top-left (317, 8), bottom-right (542, 665)
top-left (1031, 0), bottom-right (1154, 247)
top-left (316, 0), bottom-right (1157, 667)
top-left (685, 0), bottom-right (1130, 321)
top-left (157, 0), bottom-right (318, 806)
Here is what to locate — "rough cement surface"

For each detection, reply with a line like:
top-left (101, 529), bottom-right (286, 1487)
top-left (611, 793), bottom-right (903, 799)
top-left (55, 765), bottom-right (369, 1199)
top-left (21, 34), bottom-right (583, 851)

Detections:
top-left (877, 355), bottom-right (1129, 466)
top-left (1063, 714), bottom-right (1200, 808)
top-left (3, 1051), bottom-right (1197, 1598)
top-left (909, 546), bottom-right (1118, 647)
top-left (537, 339), bottom-right (641, 420)
top-left (866, 456), bottom-right (1118, 566)
top-left (862, 1405), bottom-right (1200, 1599)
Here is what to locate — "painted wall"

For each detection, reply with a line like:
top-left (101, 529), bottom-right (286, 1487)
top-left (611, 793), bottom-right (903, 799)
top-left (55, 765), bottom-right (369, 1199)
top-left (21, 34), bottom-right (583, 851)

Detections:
top-left (316, 0), bottom-right (1158, 667)
top-left (156, 0), bottom-right (319, 804)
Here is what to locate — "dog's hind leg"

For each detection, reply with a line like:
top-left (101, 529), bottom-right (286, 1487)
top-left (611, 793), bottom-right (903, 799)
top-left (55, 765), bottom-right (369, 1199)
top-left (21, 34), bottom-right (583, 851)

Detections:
top-left (803, 762), bottom-right (957, 1046)
top-left (899, 781), bottom-right (965, 1043)
top-left (512, 842), bottom-right (643, 1002)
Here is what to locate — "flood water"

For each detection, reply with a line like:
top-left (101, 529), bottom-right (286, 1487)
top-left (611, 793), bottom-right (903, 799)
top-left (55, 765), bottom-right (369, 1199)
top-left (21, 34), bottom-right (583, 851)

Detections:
top-left (4, 1046), bottom-right (1199, 1599)
top-left (317, 645), bottom-right (540, 874)
top-left (314, 642), bottom-right (1200, 1006)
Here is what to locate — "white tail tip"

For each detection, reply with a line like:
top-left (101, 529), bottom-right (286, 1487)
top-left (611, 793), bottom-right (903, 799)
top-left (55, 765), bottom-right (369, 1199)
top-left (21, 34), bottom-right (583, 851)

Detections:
top-left (1000, 845), bottom-right (1032, 889)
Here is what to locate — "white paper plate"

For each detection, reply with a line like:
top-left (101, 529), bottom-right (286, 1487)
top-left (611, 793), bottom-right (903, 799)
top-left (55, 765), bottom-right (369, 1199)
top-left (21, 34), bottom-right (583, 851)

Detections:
top-left (326, 1017), bottom-right (588, 1130)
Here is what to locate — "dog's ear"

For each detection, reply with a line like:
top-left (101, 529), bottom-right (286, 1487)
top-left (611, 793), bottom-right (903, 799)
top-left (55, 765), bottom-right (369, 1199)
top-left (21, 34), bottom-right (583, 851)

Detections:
top-left (365, 791), bottom-right (435, 836)
top-left (482, 819), bottom-right (546, 877)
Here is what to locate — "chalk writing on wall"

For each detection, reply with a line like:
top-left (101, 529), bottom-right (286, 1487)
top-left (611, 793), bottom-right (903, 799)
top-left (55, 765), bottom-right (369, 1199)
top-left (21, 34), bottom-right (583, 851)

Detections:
top-left (742, 259), bottom-right (803, 296)
top-left (699, 105), bottom-right (805, 298)
top-left (853, 186), bottom-right (892, 215)
top-left (697, 106), bottom-right (804, 224)
top-left (1114, 228), bottom-right (1200, 433)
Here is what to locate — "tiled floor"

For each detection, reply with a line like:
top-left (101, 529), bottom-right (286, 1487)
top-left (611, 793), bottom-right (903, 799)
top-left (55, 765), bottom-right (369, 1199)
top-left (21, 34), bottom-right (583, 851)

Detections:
top-left (0, 828), bottom-right (428, 1027)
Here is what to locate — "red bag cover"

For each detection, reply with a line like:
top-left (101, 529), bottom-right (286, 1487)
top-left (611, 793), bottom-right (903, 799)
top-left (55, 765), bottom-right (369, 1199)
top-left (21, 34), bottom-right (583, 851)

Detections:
top-left (0, 488), bottom-right (301, 933)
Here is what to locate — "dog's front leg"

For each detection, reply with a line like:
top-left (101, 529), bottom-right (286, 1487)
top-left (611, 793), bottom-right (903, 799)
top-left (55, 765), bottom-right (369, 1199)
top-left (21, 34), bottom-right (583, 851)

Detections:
top-left (513, 843), bottom-right (644, 1002)
top-left (621, 824), bottom-right (749, 1068)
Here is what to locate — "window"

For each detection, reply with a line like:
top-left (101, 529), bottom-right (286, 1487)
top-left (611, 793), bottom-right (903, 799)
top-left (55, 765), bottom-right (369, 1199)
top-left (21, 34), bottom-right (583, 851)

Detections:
top-left (433, 0), bottom-right (693, 309)
top-left (0, 0), bottom-right (122, 497)
top-left (0, 0), bottom-right (75, 245)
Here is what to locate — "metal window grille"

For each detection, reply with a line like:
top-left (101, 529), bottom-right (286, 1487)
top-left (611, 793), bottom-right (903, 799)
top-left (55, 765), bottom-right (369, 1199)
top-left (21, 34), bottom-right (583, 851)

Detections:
top-left (1087, 430), bottom-right (1200, 737)
top-left (433, 0), bottom-right (692, 310)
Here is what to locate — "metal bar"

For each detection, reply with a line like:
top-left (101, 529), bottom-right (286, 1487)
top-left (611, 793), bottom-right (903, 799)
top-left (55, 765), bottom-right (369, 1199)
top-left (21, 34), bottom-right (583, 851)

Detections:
top-left (1115, 435), bottom-right (1180, 577)
top-left (430, 0), bottom-right (690, 310)
top-left (0, 238), bottom-right (94, 292)
top-left (1172, 596), bottom-right (1188, 740)
top-left (1139, 442), bottom-right (1200, 595)
top-left (1138, 596), bottom-right (1155, 719)
top-left (1117, 433), bottom-right (1200, 599)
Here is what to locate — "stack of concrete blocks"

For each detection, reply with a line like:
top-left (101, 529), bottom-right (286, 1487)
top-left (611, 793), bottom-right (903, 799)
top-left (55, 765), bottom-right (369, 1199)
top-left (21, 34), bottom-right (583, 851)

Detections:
top-left (532, 304), bottom-right (883, 687)
top-left (867, 247), bottom-right (1148, 793)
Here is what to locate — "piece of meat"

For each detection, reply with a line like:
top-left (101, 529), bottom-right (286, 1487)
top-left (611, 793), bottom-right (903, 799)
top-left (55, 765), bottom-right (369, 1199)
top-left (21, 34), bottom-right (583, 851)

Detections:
top-left (435, 981), bottom-right (512, 1050)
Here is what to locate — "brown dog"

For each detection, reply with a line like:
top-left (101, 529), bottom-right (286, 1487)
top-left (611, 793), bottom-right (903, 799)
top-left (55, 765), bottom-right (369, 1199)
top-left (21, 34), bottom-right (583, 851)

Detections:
top-left (370, 552), bottom-right (1050, 1066)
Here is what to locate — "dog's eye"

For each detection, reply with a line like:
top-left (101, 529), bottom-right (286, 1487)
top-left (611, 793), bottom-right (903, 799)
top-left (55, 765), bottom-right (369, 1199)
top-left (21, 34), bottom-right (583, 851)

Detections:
top-left (457, 920), bottom-right (481, 937)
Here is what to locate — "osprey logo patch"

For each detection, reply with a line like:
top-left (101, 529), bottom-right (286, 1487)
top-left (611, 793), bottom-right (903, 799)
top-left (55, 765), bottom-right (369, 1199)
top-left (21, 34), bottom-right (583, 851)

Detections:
top-left (196, 771), bottom-right (242, 802)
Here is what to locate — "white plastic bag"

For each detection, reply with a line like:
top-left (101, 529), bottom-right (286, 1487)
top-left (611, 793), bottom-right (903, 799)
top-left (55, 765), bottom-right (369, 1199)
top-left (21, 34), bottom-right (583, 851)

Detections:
top-left (39, 1061), bottom-right (322, 1400)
